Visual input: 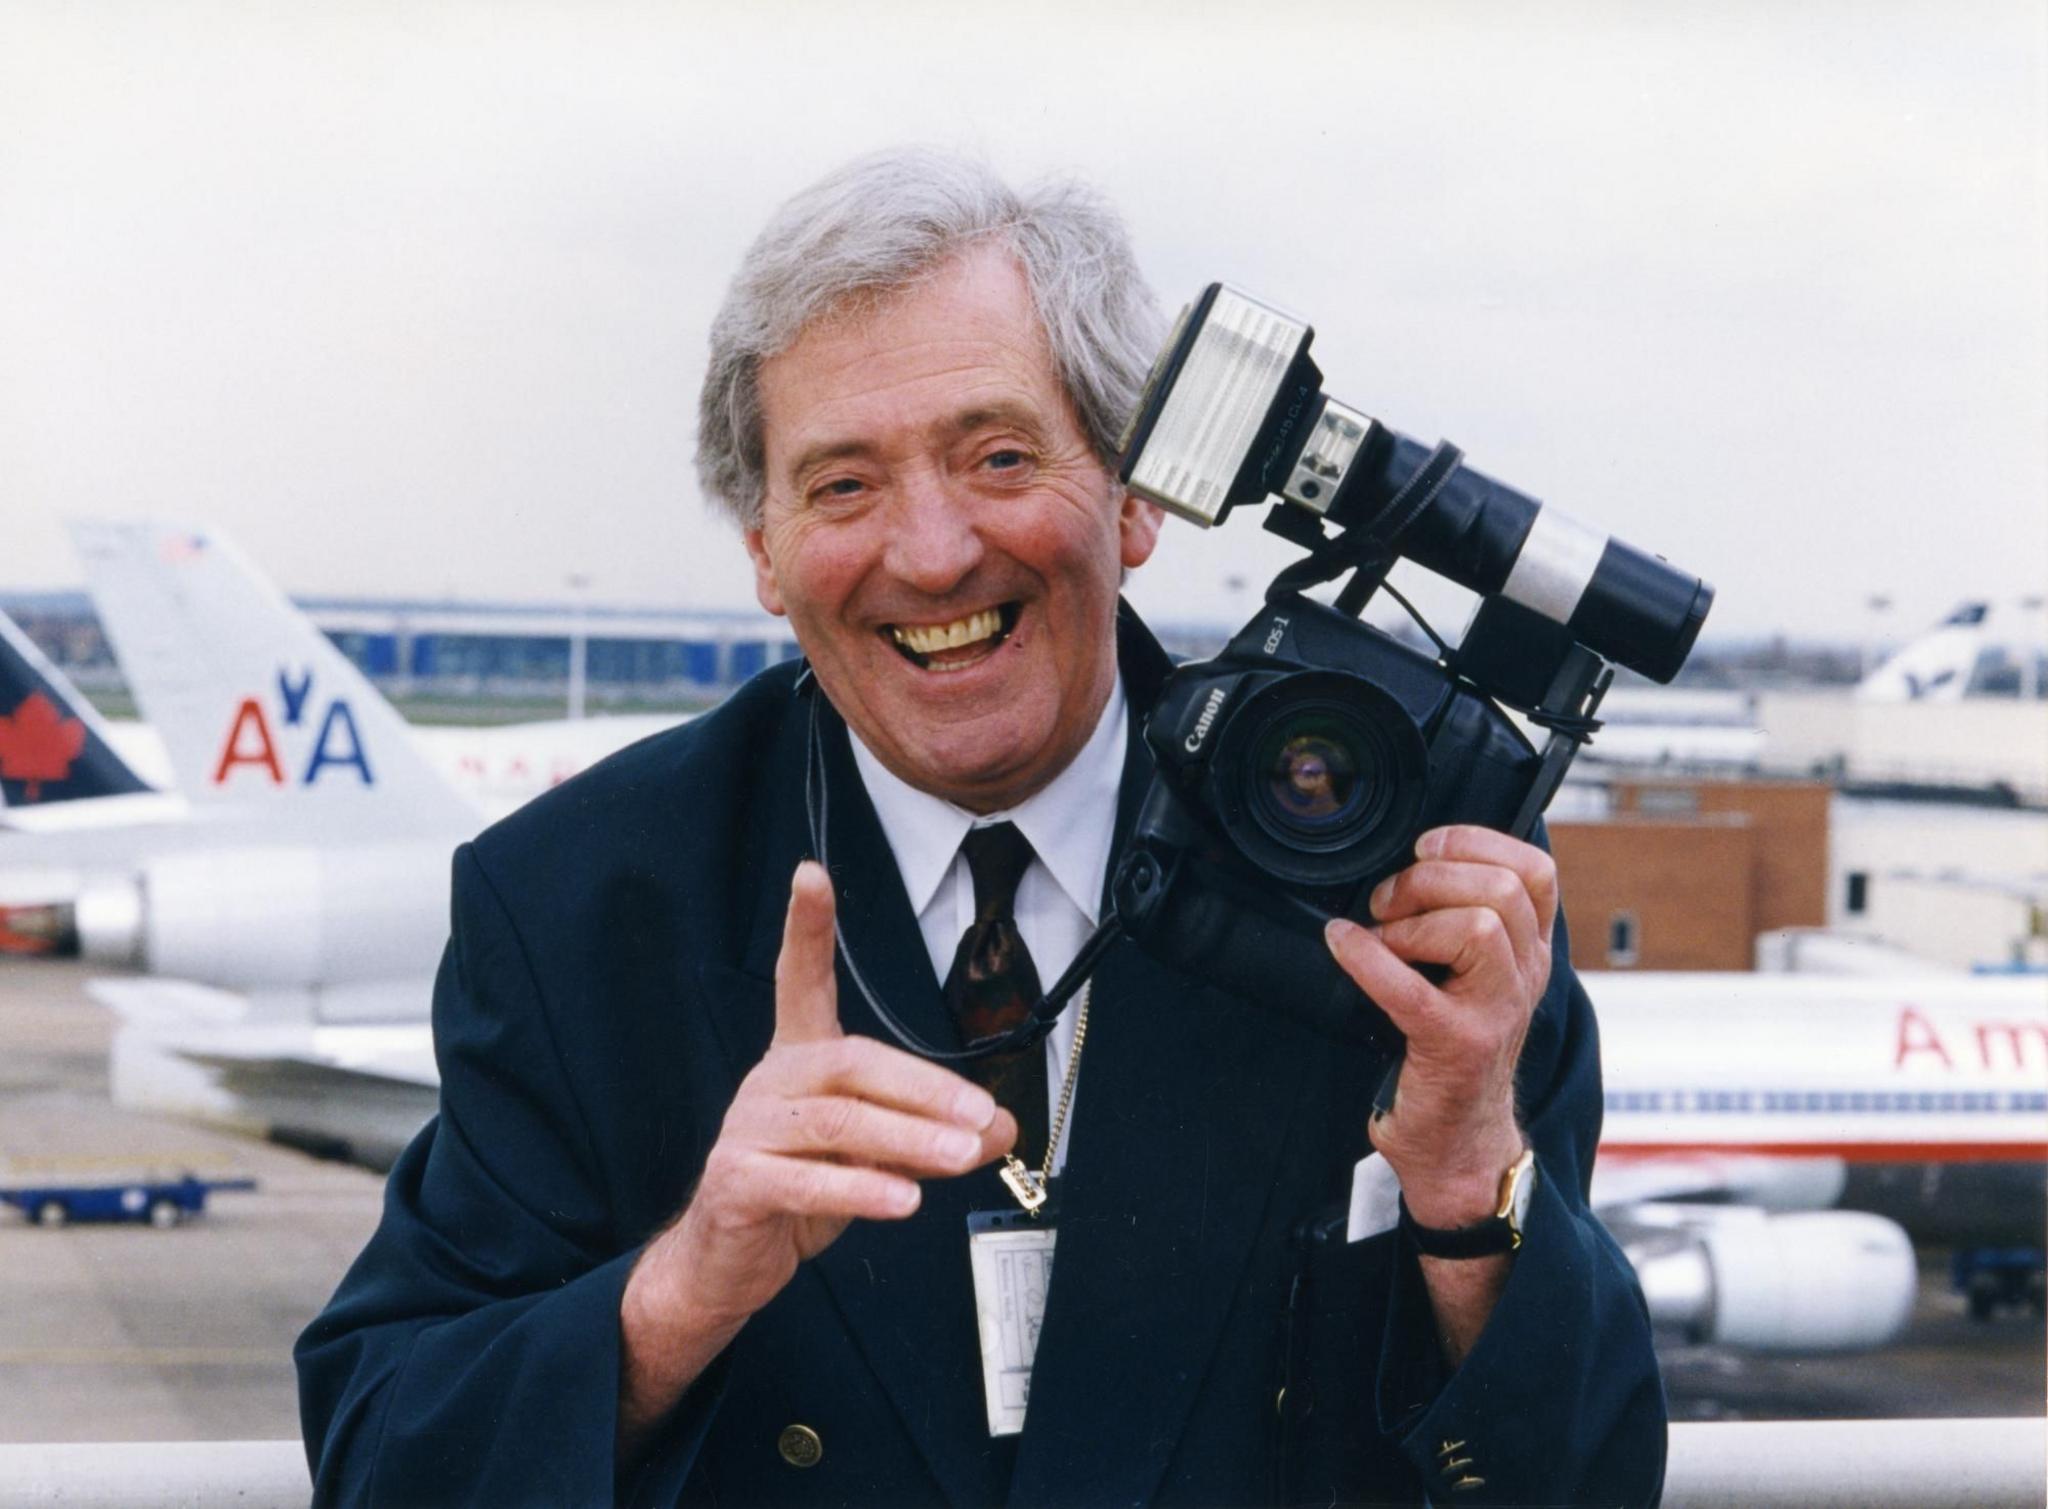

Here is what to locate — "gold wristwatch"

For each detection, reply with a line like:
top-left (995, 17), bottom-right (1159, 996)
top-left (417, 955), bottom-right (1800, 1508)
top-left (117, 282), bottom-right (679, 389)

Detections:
top-left (1401, 1148), bottom-right (1536, 1259)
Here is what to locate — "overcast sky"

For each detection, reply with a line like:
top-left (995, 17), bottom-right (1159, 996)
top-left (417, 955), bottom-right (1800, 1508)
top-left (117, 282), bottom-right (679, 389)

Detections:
top-left (2, 1), bottom-right (2041, 645)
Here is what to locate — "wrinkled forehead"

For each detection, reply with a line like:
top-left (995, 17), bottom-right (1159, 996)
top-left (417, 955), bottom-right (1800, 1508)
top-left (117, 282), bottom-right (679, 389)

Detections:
top-left (756, 246), bottom-right (1069, 472)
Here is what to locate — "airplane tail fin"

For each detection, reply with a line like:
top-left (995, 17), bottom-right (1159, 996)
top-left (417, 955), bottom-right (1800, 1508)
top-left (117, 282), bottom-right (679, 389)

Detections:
top-left (0, 608), bottom-right (155, 810)
top-left (67, 521), bottom-right (475, 836)
top-left (1854, 600), bottom-right (2027, 703)
top-left (1856, 602), bottom-right (1980, 702)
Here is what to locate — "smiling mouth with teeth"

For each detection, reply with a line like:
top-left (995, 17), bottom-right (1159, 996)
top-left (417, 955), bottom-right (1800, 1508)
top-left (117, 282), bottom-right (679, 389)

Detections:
top-left (885, 603), bottom-right (1020, 671)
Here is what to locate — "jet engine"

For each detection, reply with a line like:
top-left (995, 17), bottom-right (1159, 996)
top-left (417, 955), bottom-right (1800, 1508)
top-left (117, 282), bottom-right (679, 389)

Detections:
top-left (1624, 1207), bottom-right (1919, 1352)
top-left (67, 841), bottom-right (452, 990)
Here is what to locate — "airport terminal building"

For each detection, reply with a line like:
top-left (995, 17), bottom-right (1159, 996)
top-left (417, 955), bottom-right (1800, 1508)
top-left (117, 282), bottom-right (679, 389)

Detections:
top-left (0, 590), bottom-right (806, 710)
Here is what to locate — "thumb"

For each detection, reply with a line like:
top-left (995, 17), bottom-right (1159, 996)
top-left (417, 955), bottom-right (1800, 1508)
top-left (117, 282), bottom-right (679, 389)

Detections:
top-left (773, 860), bottom-right (843, 1045)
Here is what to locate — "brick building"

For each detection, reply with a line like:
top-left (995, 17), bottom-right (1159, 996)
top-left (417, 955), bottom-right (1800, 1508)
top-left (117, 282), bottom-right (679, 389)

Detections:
top-left (1548, 778), bottom-right (1830, 972)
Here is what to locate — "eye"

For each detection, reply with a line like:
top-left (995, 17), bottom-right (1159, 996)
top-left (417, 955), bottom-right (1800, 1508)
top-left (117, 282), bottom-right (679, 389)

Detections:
top-left (982, 448), bottom-right (1028, 472)
top-left (810, 476), bottom-right (867, 505)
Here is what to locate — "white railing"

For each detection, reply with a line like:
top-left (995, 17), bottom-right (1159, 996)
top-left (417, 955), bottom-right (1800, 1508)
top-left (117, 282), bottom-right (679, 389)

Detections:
top-left (0, 1440), bottom-right (306, 1507)
top-left (1662, 1417), bottom-right (2043, 1509)
top-left (0, 1419), bottom-right (2040, 1508)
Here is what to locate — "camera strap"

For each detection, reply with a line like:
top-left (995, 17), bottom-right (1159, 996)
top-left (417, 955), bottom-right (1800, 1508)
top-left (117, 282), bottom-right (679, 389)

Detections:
top-left (800, 688), bottom-right (1110, 1064)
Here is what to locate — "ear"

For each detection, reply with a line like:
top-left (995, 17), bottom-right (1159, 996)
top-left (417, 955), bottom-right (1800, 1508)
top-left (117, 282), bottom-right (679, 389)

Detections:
top-left (1117, 488), bottom-right (1164, 572)
top-left (743, 526), bottom-right (787, 616)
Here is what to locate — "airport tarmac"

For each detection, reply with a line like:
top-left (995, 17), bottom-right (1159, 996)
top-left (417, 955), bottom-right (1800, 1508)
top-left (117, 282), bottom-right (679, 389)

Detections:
top-left (0, 958), bottom-right (385, 1443)
top-left (0, 958), bottom-right (2040, 1446)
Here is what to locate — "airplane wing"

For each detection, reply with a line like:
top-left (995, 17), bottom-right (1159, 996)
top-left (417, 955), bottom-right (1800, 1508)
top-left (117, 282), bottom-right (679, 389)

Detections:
top-left (177, 1047), bottom-right (437, 1095)
top-left (88, 972), bottom-right (438, 1169)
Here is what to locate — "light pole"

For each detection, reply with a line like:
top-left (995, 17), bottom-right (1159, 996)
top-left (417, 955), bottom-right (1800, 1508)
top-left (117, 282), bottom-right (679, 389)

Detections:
top-left (565, 573), bottom-right (590, 721)
top-left (2022, 595), bottom-right (2044, 702)
top-left (1862, 593), bottom-right (1892, 681)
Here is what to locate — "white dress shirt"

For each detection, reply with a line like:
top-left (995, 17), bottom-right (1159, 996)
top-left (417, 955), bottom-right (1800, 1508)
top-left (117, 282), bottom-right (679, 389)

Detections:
top-left (849, 676), bottom-right (1127, 1178)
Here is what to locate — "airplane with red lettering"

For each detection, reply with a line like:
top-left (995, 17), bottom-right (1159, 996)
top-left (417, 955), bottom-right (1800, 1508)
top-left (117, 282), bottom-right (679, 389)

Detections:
top-left (71, 519), bottom-right (681, 825)
top-left (1594, 972), bottom-right (2048, 1170)
top-left (0, 521), bottom-right (680, 982)
top-left (0, 524), bottom-right (477, 978)
top-left (1587, 970), bottom-right (2047, 1351)
top-left (72, 520), bottom-right (487, 836)
top-left (5, 595), bottom-right (657, 839)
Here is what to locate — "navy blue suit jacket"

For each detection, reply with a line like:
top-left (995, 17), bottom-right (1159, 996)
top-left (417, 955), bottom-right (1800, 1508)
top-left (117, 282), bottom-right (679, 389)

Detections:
top-left (297, 611), bottom-right (1666, 1506)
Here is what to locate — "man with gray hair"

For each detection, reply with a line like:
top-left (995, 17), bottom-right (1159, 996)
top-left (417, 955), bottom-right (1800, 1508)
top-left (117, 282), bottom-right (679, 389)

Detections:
top-left (300, 148), bottom-right (1664, 1507)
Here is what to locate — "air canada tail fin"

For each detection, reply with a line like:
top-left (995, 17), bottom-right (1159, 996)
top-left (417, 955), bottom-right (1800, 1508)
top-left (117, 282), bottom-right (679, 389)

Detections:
top-left (0, 608), bottom-right (154, 810)
top-left (67, 520), bottom-right (476, 838)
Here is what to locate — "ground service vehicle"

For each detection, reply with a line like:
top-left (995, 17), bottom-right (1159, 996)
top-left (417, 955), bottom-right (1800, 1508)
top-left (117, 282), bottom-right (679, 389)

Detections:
top-left (0, 1170), bottom-right (255, 1229)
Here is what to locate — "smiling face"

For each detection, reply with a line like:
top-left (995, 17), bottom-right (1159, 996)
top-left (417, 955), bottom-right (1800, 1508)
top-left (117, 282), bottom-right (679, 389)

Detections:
top-left (744, 243), bottom-right (1162, 813)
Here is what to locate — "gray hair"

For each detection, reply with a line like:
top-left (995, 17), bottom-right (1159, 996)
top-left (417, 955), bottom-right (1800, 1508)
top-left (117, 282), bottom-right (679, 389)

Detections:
top-left (695, 147), bottom-right (1163, 529)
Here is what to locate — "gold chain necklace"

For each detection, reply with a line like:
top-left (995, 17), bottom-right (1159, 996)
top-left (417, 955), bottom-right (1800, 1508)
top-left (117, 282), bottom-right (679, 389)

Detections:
top-left (997, 982), bottom-right (1091, 1217)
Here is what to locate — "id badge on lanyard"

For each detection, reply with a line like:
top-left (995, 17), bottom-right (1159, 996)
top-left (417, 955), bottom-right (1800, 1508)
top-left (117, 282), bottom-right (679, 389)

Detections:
top-left (966, 1204), bottom-right (1056, 1437)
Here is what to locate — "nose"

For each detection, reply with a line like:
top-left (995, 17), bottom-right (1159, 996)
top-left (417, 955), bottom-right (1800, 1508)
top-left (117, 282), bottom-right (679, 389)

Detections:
top-left (881, 467), bottom-right (984, 595)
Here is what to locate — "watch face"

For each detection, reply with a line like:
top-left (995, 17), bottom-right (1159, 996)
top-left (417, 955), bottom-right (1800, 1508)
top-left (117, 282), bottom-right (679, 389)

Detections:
top-left (1503, 1149), bottom-right (1537, 1235)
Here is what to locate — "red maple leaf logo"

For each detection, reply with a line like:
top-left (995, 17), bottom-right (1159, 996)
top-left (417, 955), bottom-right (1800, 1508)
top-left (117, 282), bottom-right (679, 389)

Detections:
top-left (0, 693), bottom-right (87, 800)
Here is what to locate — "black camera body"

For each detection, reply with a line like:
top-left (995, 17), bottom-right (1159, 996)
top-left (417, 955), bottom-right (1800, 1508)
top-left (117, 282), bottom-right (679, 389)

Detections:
top-left (1115, 594), bottom-right (1548, 1049)
top-left (1106, 283), bottom-right (1715, 1049)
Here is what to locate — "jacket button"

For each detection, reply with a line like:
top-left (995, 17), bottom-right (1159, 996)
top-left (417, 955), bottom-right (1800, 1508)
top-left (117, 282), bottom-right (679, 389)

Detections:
top-left (778, 1424), bottom-right (823, 1468)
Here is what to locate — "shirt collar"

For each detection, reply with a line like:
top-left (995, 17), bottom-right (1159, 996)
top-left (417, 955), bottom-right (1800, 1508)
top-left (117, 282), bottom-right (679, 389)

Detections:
top-left (848, 675), bottom-right (1129, 924)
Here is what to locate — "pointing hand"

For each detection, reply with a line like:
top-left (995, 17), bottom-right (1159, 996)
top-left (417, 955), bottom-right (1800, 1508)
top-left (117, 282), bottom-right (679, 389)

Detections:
top-left (625, 862), bottom-right (1017, 1350)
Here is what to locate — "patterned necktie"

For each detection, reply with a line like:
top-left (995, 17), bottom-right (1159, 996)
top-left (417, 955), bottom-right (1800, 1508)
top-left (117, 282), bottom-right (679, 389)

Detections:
top-left (942, 821), bottom-right (1049, 1168)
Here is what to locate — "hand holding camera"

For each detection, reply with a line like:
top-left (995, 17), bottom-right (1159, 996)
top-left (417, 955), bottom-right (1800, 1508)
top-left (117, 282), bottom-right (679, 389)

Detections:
top-left (1325, 824), bottom-right (1556, 1228)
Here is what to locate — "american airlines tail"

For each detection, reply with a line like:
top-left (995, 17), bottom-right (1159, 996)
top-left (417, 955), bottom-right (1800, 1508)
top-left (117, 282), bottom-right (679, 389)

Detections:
top-left (0, 609), bottom-right (155, 814)
top-left (67, 521), bottom-right (476, 838)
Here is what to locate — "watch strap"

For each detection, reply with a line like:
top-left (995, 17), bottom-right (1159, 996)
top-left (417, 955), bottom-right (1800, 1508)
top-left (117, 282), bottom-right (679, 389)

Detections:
top-left (1398, 1148), bottom-right (1535, 1259)
top-left (1398, 1196), bottom-right (1517, 1258)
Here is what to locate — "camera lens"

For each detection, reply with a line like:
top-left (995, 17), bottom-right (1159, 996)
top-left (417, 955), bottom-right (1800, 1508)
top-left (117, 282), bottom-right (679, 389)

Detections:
top-left (1206, 671), bottom-right (1430, 888)
top-left (1255, 717), bottom-right (1367, 834)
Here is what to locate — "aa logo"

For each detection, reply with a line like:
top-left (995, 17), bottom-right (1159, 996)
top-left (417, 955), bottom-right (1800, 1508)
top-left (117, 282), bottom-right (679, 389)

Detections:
top-left (213, 668), bottom-right (375, 787)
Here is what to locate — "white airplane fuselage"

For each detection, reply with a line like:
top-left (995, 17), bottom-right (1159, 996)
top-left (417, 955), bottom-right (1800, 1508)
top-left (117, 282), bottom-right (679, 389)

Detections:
top-left (1592, 972), bottom-right (2048, 1162)
top-left (1590, 971), bottom-right (2048, 1246)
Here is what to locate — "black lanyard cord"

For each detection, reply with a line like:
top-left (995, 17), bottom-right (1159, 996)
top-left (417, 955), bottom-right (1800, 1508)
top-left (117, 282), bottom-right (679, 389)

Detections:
top-left (802, 693), bottom-right (1111, 1063)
